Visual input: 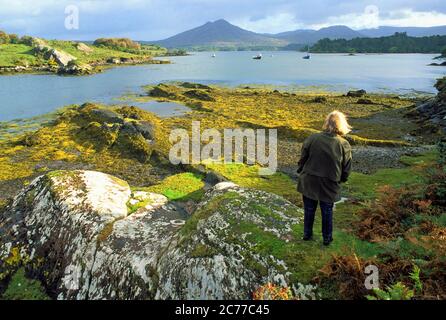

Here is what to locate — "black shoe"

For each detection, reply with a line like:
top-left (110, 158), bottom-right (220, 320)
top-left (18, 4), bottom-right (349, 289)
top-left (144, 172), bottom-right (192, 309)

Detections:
top-left (323, 239), bottom-right (333, 246)
top-left (302, 235), bottom-right (313, 241)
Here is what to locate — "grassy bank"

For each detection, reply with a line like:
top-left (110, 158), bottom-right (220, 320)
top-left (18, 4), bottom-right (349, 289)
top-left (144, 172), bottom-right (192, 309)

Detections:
top-left (0, 34), bottom-right (169, 75)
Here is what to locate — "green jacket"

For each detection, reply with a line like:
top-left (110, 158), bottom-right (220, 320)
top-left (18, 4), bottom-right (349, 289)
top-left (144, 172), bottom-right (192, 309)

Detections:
top-left (297, 132), bottom-right (352, 203)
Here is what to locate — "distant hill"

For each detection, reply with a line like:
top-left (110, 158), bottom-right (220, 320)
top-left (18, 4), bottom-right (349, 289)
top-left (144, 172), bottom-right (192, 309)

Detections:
top-left (310, 32), bottom-right (446, 54)
top-left (150, 19), bottom-right (446, 51)
top-left (152, 19), bottom-right (286, 50)
top-left (360, 26), bottom-right (446, 38)
top-left (272, 25), bottom-right (363, 44)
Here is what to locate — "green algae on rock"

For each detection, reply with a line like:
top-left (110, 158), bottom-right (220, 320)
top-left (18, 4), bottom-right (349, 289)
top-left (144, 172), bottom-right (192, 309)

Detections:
top-left (0, 103), bottom-right (175, 201)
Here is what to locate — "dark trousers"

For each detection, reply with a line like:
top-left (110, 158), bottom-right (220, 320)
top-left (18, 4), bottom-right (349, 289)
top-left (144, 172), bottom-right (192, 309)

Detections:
top-left (303, 195), bottom-right (334, 241)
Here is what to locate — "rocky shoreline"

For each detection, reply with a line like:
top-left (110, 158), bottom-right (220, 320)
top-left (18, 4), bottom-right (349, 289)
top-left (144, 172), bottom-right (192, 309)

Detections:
top-left (0, 80), bottom-right (444, 300)
top-left (408, 77), bottom-right (446, 134)
top-left (0, 55), bottom-right (170, 76)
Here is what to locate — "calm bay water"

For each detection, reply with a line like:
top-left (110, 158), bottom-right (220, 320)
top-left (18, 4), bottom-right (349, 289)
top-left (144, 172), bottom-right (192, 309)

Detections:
top-left (0, 51), bottom-right (444, 121)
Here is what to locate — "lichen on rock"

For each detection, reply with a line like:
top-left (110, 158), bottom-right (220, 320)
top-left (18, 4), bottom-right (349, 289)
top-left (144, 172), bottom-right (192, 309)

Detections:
top-left (0, 170), bottom-right (304, 300)
top-left (156, 182), bottom-right (302, 299)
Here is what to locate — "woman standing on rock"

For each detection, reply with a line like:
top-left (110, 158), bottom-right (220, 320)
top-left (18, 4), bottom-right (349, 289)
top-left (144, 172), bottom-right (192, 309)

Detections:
top-left (297, 110), bottom-right (352, 246)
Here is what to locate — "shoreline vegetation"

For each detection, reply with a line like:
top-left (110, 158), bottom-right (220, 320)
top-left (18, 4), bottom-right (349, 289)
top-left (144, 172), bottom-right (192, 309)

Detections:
top-left (0, 76), bottom-right (445, 299)
top-left (0, 31), bottom-right (183, 76)
top-left (308, 33), bottom-right (446, 55)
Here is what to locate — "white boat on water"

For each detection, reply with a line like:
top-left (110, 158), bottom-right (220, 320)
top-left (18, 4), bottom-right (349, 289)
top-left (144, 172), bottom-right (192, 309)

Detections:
top-left (303, 45), bottom-right (311, 59)
top-left (253, 53), bottom-right (262, 60)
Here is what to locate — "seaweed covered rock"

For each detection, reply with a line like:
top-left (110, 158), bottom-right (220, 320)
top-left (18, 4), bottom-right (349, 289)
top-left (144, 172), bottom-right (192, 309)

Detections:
top-left (411, 76), bottom-right (446, 133)
top-left (113, 120), bottom-right (154, 162)
top-left (347, 89), bottom-right (366, 97)
top-left (183, 89), bottom-right (215, 102)
top-left (83, 121), bottom-right (120, 148)
top-left (179, 82), bottom-right (212, 90)
top-left (75, 104), bottom-right (161, 162)
top-left (80, 105), bottom-right (124, 124)
top-left (0, 171), bottom-right (304, 300)
top-left (148, 84), bottom-right (177, 99)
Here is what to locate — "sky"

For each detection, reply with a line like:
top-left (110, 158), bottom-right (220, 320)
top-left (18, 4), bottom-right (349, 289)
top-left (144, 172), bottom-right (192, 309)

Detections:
top-left (1, 0), bottom-right (446, 40)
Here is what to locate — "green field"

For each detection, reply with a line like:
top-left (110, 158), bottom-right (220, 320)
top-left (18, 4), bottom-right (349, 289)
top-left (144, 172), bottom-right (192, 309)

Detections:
top-left (0, 44), bottom-right (43, 67)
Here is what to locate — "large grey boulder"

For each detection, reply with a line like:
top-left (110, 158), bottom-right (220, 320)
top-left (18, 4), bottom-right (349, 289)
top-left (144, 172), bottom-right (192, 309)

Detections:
top-left (50, 49), bottom-right (77, 67)
top-left (0, 170), bottom-right (303, 300)
top-left (33, 43), bottom-right (77, 67)
top-left (75, 42), bottom-right (93, 54)
top-left (155, 182), bottom-right (302, 299)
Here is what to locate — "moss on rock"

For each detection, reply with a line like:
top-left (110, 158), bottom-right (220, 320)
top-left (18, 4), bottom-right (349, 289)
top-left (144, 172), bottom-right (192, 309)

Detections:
top-left (0, 103), bottom-right (173, 199)
top-left (139, 172), bottom-right (205, 201)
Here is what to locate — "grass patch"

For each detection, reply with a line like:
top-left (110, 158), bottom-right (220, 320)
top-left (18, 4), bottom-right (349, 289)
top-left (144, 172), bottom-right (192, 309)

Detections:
top-left (1, 268), bottom-right (50, 300)
top-left (0, 44), bottom-right (42, 67)
top-left (345, 150), bottom-right (437, 200)
top-left (344, 168), bottom-right (425, 200)
top-left (139, 172), bottom-right (205, 201)
top-left (229, 219), bottom-right (383, 284)
top-left (205, 163), bottom-right (300, 204)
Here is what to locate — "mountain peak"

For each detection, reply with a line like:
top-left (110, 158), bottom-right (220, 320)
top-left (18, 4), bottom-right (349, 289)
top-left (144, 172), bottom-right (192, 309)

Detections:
top-left (213, 19), bottom-right (230, 25)
top-left (155, 18), bottom-right (286, 48)
top-left (204, 19), bottom-right (231, 26)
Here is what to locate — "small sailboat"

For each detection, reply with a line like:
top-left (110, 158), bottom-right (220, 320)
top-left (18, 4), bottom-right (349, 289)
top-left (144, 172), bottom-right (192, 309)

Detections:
top-left (211, 53), bottom-right (216, 58)
top-left (252, 53), bottom-right (262, 60)
top-left (302, 45), bottom-right (311, 59)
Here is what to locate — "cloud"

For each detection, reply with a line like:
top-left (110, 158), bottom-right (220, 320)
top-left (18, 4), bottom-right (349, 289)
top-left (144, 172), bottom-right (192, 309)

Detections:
top-left (380, 9), bottom-right (446, 27)
top-left (310, 6), bottom-right (446, 30)
top-left (233, 13), bottom-right (306, 34)
top-left (0, 0), bottom-right (445, 39)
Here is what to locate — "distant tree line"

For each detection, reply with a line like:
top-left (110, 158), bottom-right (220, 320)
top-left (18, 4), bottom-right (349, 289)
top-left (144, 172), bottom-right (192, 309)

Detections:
top-left (93, 38), bottom-right (167, 54)
top-left (0, 30), bottom-right (29, 45)
top-left (93, 38), bottom-right (141, 50)
top-left (309, 33), bottom-right (446, 53)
